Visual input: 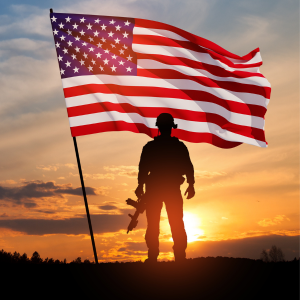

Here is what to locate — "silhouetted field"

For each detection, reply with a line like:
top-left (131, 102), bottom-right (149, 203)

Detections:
top-left (0, 249), bottom-right (299, 300)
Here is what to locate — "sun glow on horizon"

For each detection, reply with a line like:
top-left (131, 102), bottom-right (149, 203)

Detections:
top-left (169, 212), bottom-right (204, 243)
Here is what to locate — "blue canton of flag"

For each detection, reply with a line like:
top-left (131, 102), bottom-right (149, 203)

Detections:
top-left (50, 13), bottom-right (137, 78)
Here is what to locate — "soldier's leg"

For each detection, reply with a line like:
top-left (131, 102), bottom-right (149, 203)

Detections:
top-left (164, 190), bottom-right (187, 260)
top-left (145, 200), bottom-right (163, 260)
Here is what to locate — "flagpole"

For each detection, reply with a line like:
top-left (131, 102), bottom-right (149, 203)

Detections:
top-left (50, 8), bottom-right (98, 264)
top-left (73, 136), bottom-right (99, 264)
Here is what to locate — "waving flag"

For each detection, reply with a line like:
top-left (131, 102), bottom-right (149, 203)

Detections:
top-left (50, 12), bottom-right (271, 148)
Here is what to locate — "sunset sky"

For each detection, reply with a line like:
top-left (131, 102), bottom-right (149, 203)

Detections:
top-left (0, 0), bottom-right (299, 262)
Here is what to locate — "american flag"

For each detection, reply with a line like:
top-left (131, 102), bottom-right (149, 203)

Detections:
top-left (50, 12), bottom-right (271, 148)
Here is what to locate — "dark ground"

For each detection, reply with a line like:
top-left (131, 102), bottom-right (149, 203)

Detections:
top-left (1, 257), bottom-right (299, 300)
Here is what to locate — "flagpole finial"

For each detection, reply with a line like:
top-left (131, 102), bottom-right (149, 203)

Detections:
top-left (50, 8), bottom-right (53, 13)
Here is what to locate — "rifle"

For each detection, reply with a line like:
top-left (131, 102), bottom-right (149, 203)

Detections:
top-left (126, 195), bottom-right (146, 234)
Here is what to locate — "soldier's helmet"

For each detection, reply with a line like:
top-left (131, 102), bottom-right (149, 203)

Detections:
top-left (155, 113), bottom-right (178, 129)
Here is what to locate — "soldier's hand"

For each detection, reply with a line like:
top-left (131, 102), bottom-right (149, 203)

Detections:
top-left (135, 184), bottom-right (144, 198)
top-left (184, 184), bottom-right (195, 199)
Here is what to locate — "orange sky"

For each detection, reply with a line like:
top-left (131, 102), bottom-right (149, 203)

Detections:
top-left (0, 0), bottom-right (299, 262)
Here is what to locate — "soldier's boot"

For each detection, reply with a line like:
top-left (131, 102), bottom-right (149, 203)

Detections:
top-left (173, 248), bottom-right (186, 263)
top-left (144, 248), bottom-right (159, 264)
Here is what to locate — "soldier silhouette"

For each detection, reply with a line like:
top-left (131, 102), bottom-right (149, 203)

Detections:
top-left (135, 113), bottom-right (195, 263)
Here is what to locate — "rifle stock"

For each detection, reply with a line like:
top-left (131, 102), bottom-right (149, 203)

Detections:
top-left (126, 196), bottom-right (146, 234)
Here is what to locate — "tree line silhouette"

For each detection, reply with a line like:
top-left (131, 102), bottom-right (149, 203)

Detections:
top-left (0, 249), bottom-right (92, 264)
top-left (0, 245), bottom-right (298, 264)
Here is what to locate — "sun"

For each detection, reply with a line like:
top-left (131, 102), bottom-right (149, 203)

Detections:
top-left (169, 212), bottom-right (204, 243)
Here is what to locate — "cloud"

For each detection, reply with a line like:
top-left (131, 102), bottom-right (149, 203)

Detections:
top-left (94, 187), bottom-right (112, 196)
top-left (187, 234), bottom-right (299, 261)
top-left (195, 171), bottom-right (227, 179)
top-left (84, 173), bottom-right (115, 180)
top-left (0, 180), bottom-right (17, 185)
top-left (99, 205), bottom-right (119, 210)
top-left (36, 165), bottom-right (59, 171)
top-left (64, 163), bottom-right (76, 169)
top-left (0, 209), bottom-right (147, 235)
top-left (36, 163), bottom-right (78, 172)
top-left (0, 180), bottom-right (98, 207)
top-left (258, 215), bottom-right (290, 227)
top-left (104, 166), bottom-right (138, 178)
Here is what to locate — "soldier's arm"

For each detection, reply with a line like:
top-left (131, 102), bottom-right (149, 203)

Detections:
top-left (138, 145), bottom-right (150, 185)
top-left (182, 144), bottom-right (195, 199)
top-left (182, 144), bottom-right (195, 185)
top-left (135, 144), bottom-right (150, 197)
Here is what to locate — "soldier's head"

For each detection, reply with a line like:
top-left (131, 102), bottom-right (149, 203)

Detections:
top-left (155, 113), bottom-right (178, 136)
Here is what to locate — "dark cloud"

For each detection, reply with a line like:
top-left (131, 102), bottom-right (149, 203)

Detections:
top-left (124, 242), bottom-right (148, 252)
top-left (188, 235), bottom-right (300, 261)
top-left (0, 180), bottom-right (97, 207)
top-left (99, 205), bottom-right (118, 210)
top-left (0, 209), bottom-right (147, 235)
top-left (35, 210), bottom-right (56, 214)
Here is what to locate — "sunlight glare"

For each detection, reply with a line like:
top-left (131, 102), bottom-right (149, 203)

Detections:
top-left (169, 212), bottom-right (204, 243)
